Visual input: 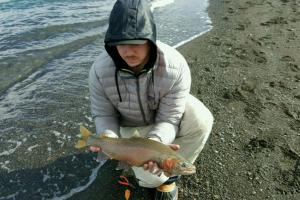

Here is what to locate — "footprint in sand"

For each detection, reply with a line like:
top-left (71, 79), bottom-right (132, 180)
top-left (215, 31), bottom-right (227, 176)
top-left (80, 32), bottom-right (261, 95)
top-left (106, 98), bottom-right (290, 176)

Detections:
top-left (282, 103), bottom-right (300, 121)
top-left (277, 144), bottom-right (300, 194)
top-left (280, 56), bottom-right (299, 72)
top-left (288, 63), bottom-right (299, 72)
top-left (286, 29), bottom-right (297, 41)
top-left (209, 36), bottom-right (221, 46)
top-left (247, 136), bottom-right (275, 153)
top-left (280, 55), bottom-right (295, 62)
top-left (258, 35), bottom-right (276, 46)
top-left (227, 7), bottom-right (235, 14)
top-left (252, 50), bottom-right (267, 64)
top-left (280, 0), bottom-right (289, 3)
top-left (260, 17), bottom-right (288, 26)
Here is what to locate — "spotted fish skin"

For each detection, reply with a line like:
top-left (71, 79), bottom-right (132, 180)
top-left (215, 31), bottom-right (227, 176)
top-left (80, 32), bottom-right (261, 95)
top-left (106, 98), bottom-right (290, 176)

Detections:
top-left (75, 126), bottom-right (196, 175)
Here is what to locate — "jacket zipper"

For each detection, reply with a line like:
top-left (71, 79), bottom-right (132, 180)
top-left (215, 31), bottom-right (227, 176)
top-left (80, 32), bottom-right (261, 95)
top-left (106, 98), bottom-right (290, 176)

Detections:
top-left (136, 78), bottom-right (148, 125)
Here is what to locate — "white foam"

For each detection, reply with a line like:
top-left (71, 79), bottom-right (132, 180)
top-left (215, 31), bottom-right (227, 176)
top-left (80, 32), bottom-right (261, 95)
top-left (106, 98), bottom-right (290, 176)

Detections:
top-left (84, 115), bottom-right (93, 122)
top-left (0, 140), bottom-right (22, 156)
top-left (173, 24), bottom-right (212, 49)
top-left (0, 191), bottom-right (20, 200)
top-left (52, 130), bottom-right (62, 137)
top-left (49, 162), bottom-right (104, 200)
top-left (150, 0), bottom-right (175, 11)
top-left (0, 160), bottom-right (12, 172)
top-left (43, 174), bottom-right (51, 183)
top-left (27, 144), bottom-right (39, 152)
top-left (0, 0), bottom-right (10, 4)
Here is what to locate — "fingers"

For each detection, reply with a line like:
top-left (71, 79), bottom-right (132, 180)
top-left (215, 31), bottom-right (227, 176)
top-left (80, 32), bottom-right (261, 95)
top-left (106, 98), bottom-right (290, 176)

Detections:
top-left (169, 144), bottom-right (180, 151)
top-left (143, 163), bottom-right (149, 171)
top-left (143, 161), bottom-right (163, 176)
top-left (164, 171), bottom-right (171, 177)
top-left (102, 130), bottom-right (119, 138)
top-left (90, 146), bottom-right (101, 152)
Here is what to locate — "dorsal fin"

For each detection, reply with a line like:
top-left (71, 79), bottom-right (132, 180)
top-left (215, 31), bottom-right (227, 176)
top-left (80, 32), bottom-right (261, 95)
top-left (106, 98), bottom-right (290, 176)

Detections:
top-left (80, 125), bottom-right (91, 140)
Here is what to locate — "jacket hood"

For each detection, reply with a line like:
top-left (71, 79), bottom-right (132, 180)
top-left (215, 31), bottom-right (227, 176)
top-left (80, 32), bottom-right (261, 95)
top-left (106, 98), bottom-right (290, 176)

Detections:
top-left (104, 0), bottom-right (157, 73)
top-left (105, 0), bottom-right (156, 45)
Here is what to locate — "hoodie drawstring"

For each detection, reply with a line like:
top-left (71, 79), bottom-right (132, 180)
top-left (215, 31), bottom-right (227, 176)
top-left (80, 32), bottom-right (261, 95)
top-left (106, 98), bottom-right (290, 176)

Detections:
top-left (115, 69), bottom-right (123, 102)
top-left (115, 68), bottom-right (155, 103)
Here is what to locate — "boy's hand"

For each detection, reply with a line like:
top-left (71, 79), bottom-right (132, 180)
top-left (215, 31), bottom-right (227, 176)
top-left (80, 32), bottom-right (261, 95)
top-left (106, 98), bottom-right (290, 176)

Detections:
top-left (89, 130), bottom-right (118, 163)
top-left (90, 146), bottom-right (101, 152)
top-left (143, 138), bottom-right (180, 176)
top-left (89, 129), bottom-right (118, 152)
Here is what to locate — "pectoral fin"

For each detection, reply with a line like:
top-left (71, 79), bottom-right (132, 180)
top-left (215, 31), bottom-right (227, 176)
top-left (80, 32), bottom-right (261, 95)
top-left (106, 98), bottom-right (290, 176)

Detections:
top-left (80, 125), bottom-right (91, 140)
top-left (75, 140), bottom-right (87, 149)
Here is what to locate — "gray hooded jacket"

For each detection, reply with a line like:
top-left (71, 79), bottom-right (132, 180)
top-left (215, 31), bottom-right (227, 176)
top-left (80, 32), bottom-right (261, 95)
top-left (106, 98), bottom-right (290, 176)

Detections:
top-left (89, 0), bottom-right (191, 144)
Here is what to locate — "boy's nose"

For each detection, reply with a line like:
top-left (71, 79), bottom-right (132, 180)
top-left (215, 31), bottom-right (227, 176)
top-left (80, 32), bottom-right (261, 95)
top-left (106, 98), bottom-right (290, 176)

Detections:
top-left (123, 45), bottom-right (135, 55)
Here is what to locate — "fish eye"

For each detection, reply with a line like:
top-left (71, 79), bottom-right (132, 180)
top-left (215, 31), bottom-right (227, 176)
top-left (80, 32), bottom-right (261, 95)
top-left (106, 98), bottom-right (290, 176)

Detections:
top-left (181, 163), bottom-right (187, 167)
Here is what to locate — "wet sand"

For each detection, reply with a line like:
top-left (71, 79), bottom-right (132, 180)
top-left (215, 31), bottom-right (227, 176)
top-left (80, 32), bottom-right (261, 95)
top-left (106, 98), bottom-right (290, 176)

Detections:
top-left (69, 0), bottom-right (300, 199)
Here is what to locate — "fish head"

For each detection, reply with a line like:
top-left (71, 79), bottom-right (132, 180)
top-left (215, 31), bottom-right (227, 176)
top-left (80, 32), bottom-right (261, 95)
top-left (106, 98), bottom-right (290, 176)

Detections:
top-left (161, 157), bottom-right (196, 175)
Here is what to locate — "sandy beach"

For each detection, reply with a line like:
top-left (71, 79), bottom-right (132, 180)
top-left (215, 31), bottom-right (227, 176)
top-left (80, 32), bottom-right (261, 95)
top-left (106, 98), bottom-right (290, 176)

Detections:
top-left (177, 0), bottom-right (300, 199)
top-left (55, 0), bottom-right (300, 199)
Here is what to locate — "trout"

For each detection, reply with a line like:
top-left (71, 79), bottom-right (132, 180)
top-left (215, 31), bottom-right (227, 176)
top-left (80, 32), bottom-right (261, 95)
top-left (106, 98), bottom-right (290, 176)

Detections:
top-left (75, 126), bottom-right (196, 175)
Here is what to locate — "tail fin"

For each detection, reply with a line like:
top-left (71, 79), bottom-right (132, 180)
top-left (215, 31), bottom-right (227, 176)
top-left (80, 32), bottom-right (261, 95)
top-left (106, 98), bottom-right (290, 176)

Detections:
top-left (75, 140), bottom-right (87, 149)
top-left (80, 125), bottom-right (91, 140)
top-left (74, 126), bottom-right (91, 149)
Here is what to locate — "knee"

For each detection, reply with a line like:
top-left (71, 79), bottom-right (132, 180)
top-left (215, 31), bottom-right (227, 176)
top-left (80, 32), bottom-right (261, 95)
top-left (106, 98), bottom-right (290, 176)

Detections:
top-left (185, 95), bottom-right (214, 134)
top-left (204, 109), bottom-right (214, 134)
top-left (196, 106), bottom-right (214, 135)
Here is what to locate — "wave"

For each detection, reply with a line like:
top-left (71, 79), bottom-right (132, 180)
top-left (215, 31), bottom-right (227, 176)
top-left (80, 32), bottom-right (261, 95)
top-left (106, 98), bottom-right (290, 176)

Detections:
top-left (173, 24), bottom-right (212, 49)
top-left (0, 140), bottom-right (22, 157)
top-left (150, 0), bottom-right (175, 11)
top-left (0, 0), bottom-right (10, 4)
top-left (3, 20), bottom-right (105, 42)
top-left (50, 162), bottom-right (104, 200)
top-left (0, 34), bottom-right (101, 96)
top-left (0, 19), bottom-right (107, 53)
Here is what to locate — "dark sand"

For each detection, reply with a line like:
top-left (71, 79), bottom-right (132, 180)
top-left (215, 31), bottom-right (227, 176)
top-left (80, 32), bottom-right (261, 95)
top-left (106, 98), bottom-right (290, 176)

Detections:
top-left (177, 0), bottom-right (300, 199)
top-left (71, 0), bottom-right (300, 199)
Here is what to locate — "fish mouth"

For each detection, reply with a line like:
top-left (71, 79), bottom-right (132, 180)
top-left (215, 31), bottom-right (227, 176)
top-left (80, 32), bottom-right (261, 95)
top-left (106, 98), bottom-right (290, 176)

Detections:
top-left (185, 169), bottom-right (196, 175)
top-left (180, 167), bottom-right (196, 175)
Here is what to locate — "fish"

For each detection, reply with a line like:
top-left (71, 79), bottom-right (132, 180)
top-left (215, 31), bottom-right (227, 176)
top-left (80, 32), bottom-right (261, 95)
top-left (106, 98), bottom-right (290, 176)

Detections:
top-left (75, 126), bottom-right (196, 176)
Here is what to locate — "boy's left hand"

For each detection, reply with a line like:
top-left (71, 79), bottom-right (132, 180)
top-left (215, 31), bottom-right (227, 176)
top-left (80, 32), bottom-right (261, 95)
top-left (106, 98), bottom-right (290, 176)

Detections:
top-left (143, 139), bottom-right (180, 176)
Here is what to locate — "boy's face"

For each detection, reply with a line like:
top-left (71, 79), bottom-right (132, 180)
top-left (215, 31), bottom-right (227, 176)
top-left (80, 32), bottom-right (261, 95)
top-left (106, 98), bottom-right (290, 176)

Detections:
top-left (116, 41), bottom-right (151, 72)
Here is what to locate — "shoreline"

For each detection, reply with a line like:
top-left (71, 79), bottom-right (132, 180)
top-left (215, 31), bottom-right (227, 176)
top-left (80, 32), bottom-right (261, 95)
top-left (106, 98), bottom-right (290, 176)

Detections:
top-left (1, 0), bottom-right (299, 199)
top-left (67, 0), bottom-right (300, 199)
top-left (173, 26), bottom-right (212, 49)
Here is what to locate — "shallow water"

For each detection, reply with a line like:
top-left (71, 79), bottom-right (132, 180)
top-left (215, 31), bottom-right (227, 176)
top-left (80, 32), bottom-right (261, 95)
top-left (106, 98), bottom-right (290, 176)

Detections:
top-left (0, 0), bottom-right (211, 199)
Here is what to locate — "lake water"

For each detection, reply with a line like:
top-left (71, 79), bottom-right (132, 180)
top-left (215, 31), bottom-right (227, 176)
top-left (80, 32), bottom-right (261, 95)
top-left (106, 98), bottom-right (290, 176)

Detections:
top-left (0, 0), bottom-right (211, 199)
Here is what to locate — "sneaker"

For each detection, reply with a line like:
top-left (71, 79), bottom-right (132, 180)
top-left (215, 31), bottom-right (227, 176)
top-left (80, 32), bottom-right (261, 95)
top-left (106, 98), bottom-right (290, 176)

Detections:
top-left (154, 182), bottom-right (178, 200)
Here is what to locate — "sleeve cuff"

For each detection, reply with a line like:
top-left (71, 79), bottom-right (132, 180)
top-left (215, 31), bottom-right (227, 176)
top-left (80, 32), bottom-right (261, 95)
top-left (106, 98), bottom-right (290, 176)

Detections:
top-left (146, 122), bottom-right (178, 144)
top-left (94, 117), bottom-right (120, 136)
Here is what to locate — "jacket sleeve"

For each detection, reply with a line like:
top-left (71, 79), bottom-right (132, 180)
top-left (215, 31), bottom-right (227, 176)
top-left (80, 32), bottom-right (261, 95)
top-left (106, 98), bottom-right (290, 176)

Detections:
top-left (147, 53), bottom-right (191, 144)
top-left (89, 63), bottom-right (120, 136)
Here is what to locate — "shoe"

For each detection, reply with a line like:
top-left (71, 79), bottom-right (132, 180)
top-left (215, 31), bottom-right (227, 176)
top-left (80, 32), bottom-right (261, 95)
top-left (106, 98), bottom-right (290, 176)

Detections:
top-left (154, 182), bottom-right (178, 200)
